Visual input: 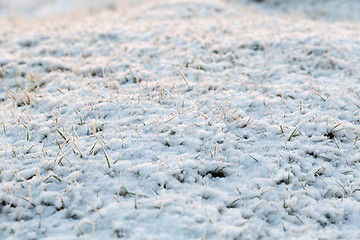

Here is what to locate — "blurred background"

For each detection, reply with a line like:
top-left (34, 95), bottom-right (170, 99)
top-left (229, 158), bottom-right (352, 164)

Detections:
top-left (0, 0), bottom-right (359, 22)
top-left (0, 0), bottom-right (136, 17)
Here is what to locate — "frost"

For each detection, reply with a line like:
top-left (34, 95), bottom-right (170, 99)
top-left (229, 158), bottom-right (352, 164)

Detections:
top-left (0, 0), bottom-right (360, 239)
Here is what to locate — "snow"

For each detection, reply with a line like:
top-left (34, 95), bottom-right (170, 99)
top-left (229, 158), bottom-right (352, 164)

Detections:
top-left (0, 0), bottom-right (360, 239)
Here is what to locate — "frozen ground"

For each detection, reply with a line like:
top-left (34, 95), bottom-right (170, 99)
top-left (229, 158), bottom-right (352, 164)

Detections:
top-left (0, 0), bottom-right (360, 239)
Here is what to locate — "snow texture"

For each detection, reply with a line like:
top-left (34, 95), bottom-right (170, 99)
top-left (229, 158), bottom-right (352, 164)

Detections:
top-left (0, 0), bottom-right (360, 239)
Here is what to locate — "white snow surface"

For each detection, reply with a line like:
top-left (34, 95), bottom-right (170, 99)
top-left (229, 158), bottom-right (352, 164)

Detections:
top-left (1, 0), bottom-right (360, 239)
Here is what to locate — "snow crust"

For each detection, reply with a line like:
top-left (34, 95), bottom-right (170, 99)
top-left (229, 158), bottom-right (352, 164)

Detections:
top-left (0, 0), bottom-right (360, 239)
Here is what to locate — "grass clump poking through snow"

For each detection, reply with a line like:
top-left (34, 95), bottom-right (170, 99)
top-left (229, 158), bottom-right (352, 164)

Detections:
top-left (1, 0), bottom-right (360, 239)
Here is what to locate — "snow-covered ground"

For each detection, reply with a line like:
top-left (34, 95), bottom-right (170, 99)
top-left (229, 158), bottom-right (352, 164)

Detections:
top-left (1, 0), bottom-right (360, 239)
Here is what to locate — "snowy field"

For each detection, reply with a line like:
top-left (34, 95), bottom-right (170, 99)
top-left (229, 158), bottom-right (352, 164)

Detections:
top-left (1, 0), bottom-right (360, 239)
